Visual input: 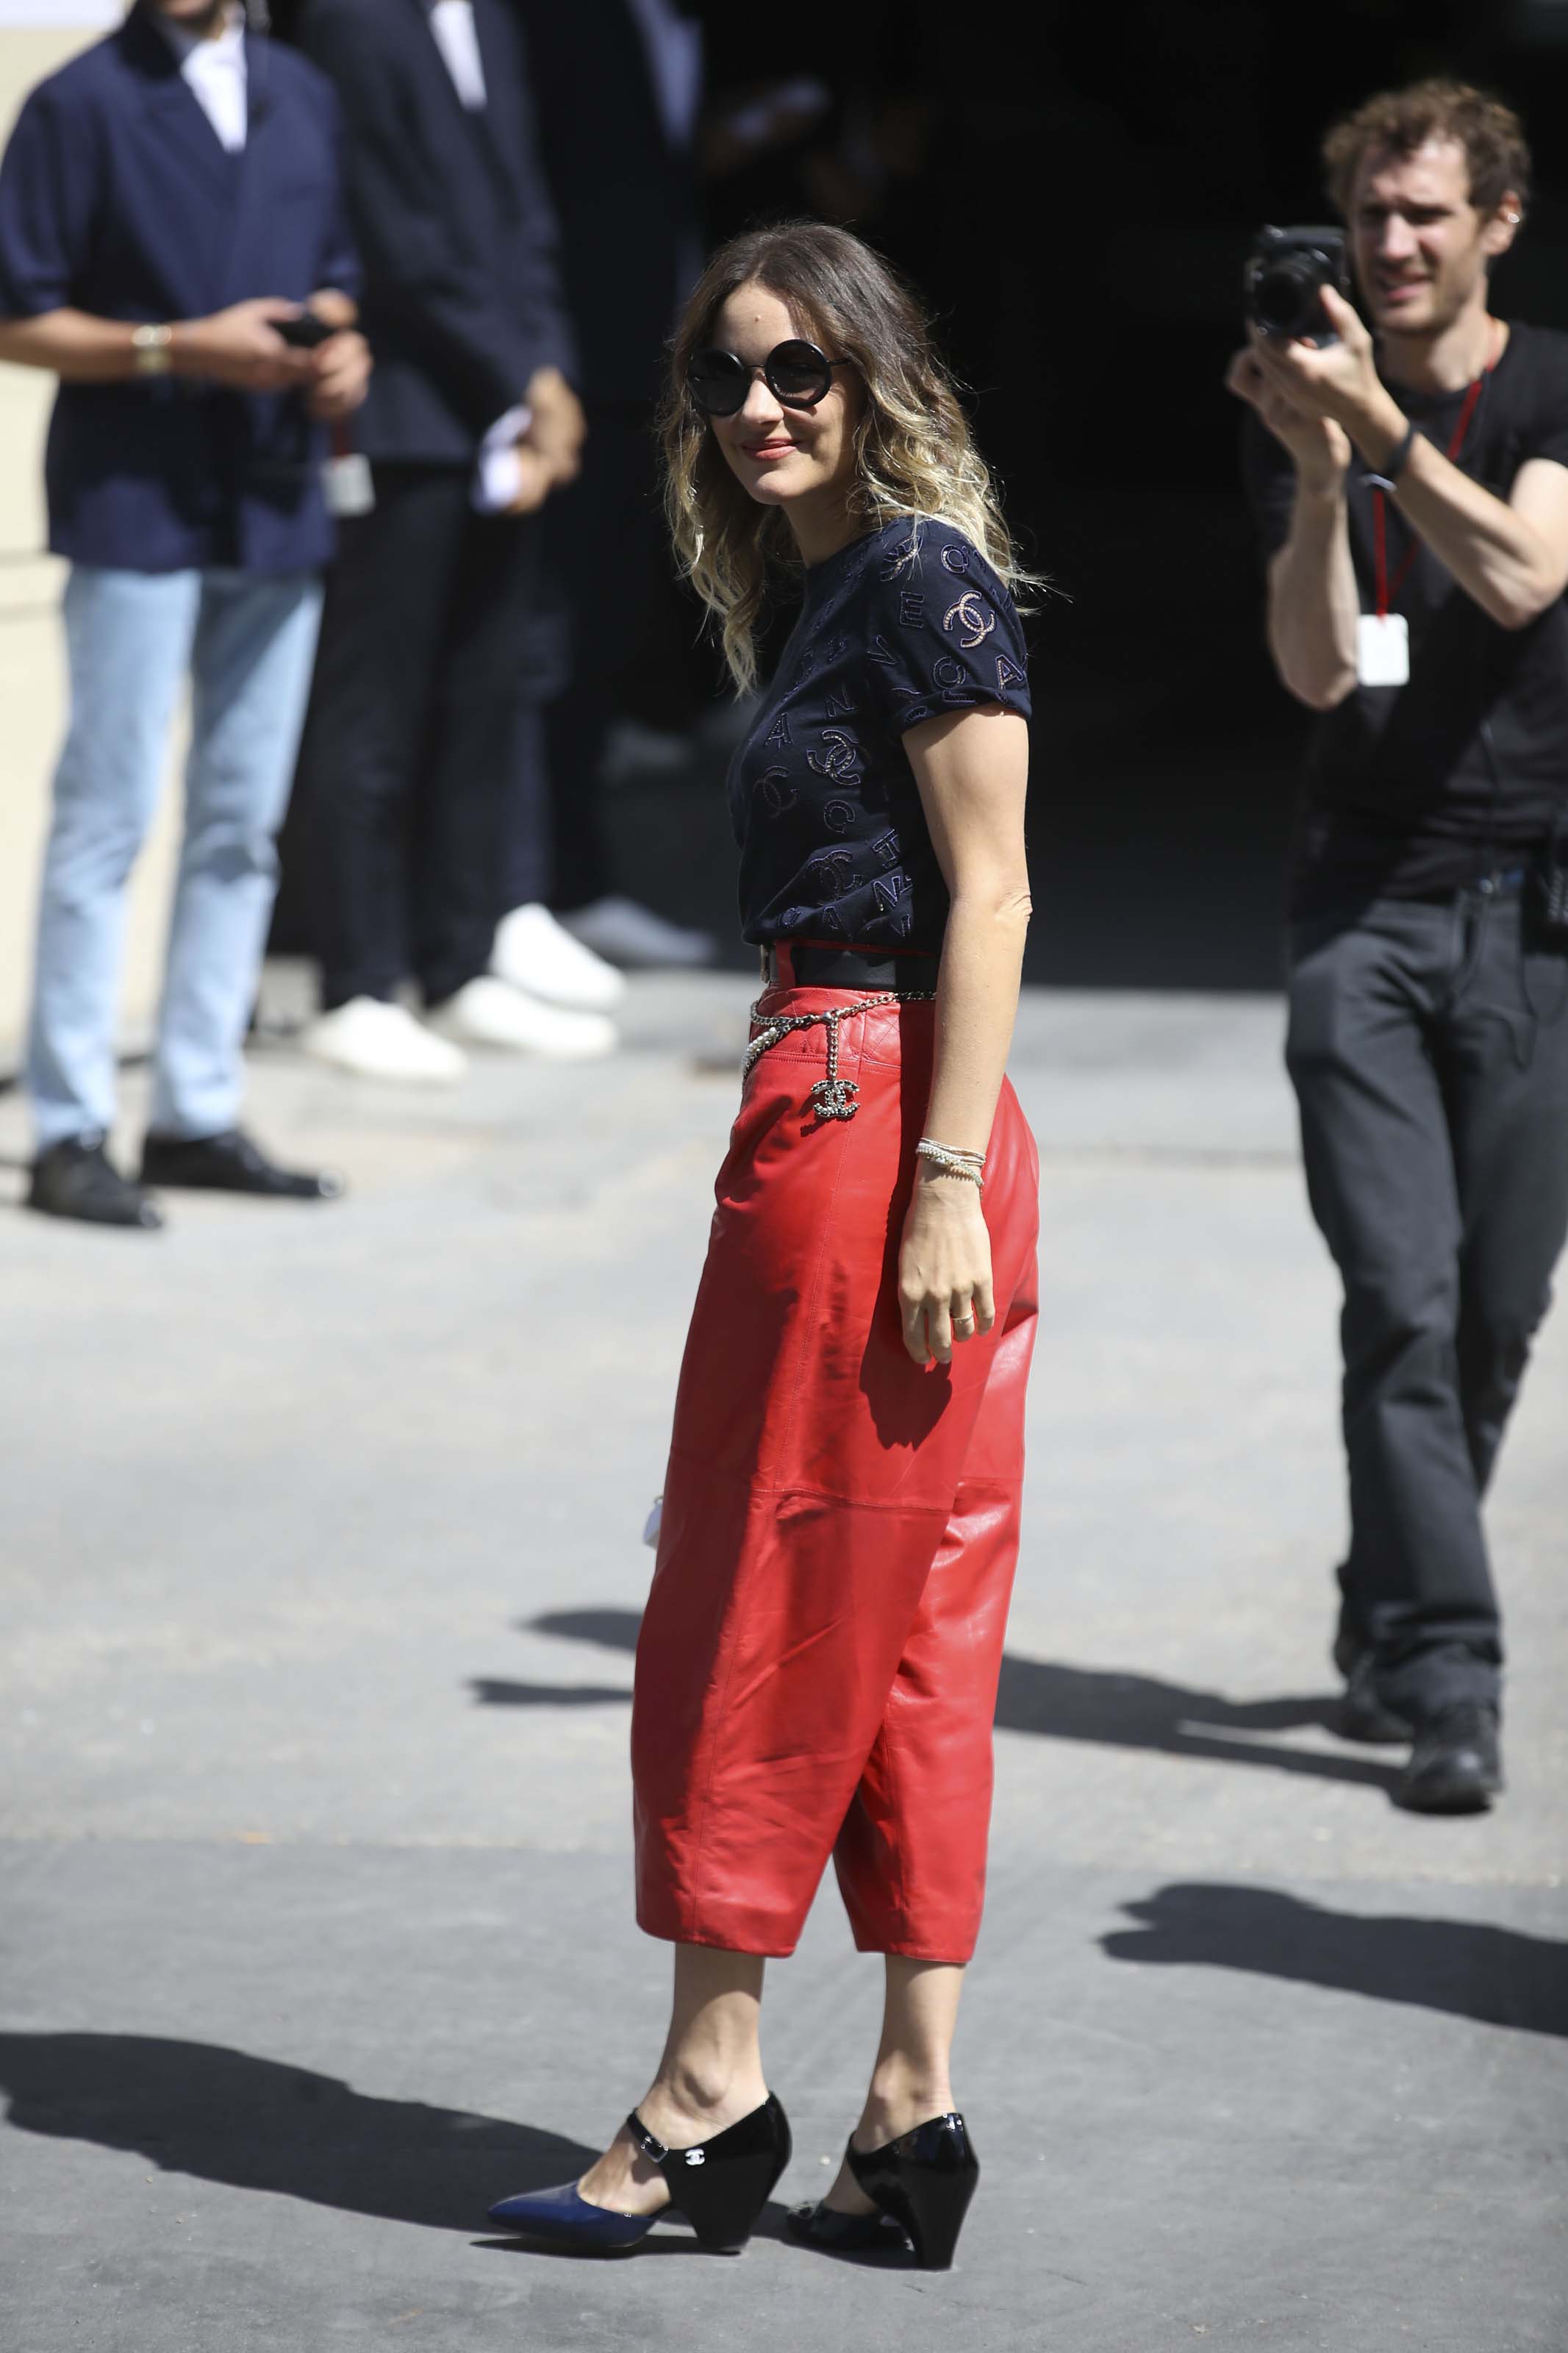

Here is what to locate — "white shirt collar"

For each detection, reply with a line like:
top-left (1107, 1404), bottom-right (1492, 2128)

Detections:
top-left (426, 0), bottom-right (488, 112)
top-left (158, 6), bottom-right (248, 154)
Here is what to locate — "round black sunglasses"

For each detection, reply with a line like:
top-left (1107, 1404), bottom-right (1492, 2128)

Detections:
top-left (686, 338), bottom-right (852, 418)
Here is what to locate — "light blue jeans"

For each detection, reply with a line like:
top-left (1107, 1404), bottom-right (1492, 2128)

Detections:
top-left (27, 565), bottom-right (323, 1152)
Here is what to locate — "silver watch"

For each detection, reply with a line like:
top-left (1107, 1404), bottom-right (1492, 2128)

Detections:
top-left (132, 323), bottom-right (173, 377)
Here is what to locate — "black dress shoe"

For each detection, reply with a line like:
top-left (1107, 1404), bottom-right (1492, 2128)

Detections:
top-left (139, 1128), bottom-right (344, 1200)
top-left (1339, 1652), bottom-right (1414, 1746)
top-left (26, 1134), bottom-right (162, 1229)
top-left (1397, 1704), bottom-right (1503, 1814)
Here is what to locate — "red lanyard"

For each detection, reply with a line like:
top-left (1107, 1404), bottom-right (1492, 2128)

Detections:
top-left (1373, 320), bottom-right (1501, 619)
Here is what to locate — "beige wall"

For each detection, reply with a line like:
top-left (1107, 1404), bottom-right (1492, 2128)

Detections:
top-left (0, 24), bottom-right (183, 1068)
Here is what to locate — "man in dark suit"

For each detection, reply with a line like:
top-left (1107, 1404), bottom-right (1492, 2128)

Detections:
top-left (517, 0), bottom-right (717, 970)
top-left (0, 0), bottom-right (369, 1227)
top-left (295, 0), bottom-right (620, 1084)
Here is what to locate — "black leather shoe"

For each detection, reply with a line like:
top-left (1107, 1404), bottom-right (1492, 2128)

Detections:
top-left (27, 1133), bottom-right (162, 1229)
top-left (1339, 1652), bottom-right (1414, 1745)
top-left (140, 1128), bottom-right (344, 1199)
top-left (1396, 1704), bottom-right (1503, 1814)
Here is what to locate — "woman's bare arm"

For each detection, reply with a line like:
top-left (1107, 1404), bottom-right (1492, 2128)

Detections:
top-left (897, 702), bottom-right (1031, 1365)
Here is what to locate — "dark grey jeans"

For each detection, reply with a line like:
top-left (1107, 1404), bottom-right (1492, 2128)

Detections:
top-left (1286, 882), bottom-right (1568, 1722)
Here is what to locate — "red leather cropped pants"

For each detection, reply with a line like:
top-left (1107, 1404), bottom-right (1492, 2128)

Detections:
top-left (631, 966), bottom-right (1039, 1962)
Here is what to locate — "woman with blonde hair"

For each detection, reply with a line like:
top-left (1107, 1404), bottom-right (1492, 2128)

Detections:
top-left (489, 221), bottom-right (1040, 2271)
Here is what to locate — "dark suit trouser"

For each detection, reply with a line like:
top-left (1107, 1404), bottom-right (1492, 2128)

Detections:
top-left (1285, 883), bottom-right (1568, 1723)
top-left (299, 464), bottom-right (555, 1009)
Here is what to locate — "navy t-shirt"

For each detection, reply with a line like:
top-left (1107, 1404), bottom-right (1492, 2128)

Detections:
top-left (728, 515), bottom-right (1031, 951)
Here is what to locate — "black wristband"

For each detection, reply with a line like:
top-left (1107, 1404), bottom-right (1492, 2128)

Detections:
top-left (1363, 419), bottom-right (1417, 495)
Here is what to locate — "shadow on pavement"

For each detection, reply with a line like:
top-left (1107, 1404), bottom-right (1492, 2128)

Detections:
top-left (992, 1658), bottom-right (1399, 1791)
top-left (498, 1612), bottom-right (1398, 1794)
top-left (529, 1607), bottom-right (643, 1649)
top-left (0, 2033), bottom-right (802, 2249)
top-left (0, 2035), bottom-right (595, 2231)
top-left (1100, 1885), bottom-right (1568, 2038)
top-left (469, 1679), bottom-right (632, 1707)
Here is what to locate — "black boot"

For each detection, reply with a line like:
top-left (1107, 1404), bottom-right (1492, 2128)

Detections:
top-left (1397, 1704), bottom-right (1503, 1814)
top-left (1339, 1651), bottom-right (1414, 1745)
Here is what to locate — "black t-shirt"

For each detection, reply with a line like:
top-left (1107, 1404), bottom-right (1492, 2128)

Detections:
top-left (727, 515), bottom-right (1031, 951)
top-left (1242, 320), bottom-right (1568, 909)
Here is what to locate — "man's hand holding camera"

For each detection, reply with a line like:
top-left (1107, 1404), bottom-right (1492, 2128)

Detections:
top-left (1227, 337), bottom-right (1352, 490)
top-left (1231, 285), bottom-right (1408, 477)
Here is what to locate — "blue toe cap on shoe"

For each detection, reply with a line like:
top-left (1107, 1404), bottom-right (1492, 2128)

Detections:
top-left (487, 2179), bottom-right (654, 2250)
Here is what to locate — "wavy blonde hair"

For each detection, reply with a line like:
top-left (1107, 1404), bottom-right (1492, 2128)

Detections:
top-left (661, 221), bottom-right (1037, 696)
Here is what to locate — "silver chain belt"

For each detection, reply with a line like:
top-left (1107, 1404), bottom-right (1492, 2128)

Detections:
top-left (742, 989), bottom-right (935, 1121)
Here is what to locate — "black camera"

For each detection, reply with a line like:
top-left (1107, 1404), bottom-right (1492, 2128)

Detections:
top-left (1245, 225), bottom-right (1351, 345)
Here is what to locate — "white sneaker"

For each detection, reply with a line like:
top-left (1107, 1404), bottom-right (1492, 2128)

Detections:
top-left (432, 976), bottom-right (617, 1060)
top-left (299, 996), bottom-right (468, 1085)
top-left (490, 901), bottom-right (626, 1011)
top-left (559, 895), bottom-right (717, 971)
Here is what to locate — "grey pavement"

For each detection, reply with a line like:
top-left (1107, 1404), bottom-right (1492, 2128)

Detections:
top-left (1, 973), bottom-right (1565, 2353)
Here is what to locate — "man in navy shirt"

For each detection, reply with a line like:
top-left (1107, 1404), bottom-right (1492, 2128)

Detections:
top-left (0, 0), bottom-right (370, 1227)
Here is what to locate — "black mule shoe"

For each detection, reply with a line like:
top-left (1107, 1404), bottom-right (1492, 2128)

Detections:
top-left (842, 2113), bottom-right (979, 2271)
top-left (488, 2093), bottom-right (791, 2256)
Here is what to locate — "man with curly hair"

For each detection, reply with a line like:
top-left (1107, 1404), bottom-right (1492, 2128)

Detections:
top-left (1229, 80), bottom-right (1568, 1813)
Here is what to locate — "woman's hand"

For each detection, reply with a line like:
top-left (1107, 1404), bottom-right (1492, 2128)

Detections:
top-left (898, 1166), bottom-right (995, 1365)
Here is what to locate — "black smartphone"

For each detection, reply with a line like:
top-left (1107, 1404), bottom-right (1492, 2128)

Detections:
top-left (276, 312), bottom-right (334, 350)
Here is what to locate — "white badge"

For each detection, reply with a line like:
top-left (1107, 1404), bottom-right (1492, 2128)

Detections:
top-left (1357, 613), bottom-right (1409, 687)
top-left (323, 451), bottom-right (375, 518)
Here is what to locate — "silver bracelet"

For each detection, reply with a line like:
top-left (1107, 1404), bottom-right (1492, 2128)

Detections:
top-left (916, 1138), bottom-right (985, 1186)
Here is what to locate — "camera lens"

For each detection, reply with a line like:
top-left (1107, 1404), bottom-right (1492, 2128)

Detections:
top-left (1252, 257), bottom-right (1316, 337)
